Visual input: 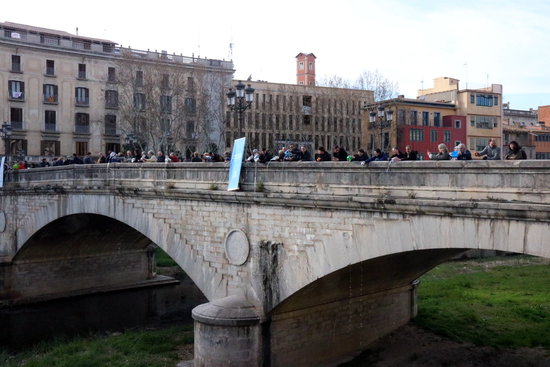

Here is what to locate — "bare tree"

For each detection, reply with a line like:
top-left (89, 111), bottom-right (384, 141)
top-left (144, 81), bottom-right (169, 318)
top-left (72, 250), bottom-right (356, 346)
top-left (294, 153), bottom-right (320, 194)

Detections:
top-left (115, 53), bottom-right (232, 157)
top-left (318, 70), bottom-right (399, 102)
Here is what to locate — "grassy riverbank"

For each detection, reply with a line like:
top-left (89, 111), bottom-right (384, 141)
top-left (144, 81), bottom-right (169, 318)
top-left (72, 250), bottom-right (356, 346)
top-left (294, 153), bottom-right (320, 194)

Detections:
top-left (0, 324), bottom-right (193, 367)
top-left (414, 255), bottom-right (550, 348)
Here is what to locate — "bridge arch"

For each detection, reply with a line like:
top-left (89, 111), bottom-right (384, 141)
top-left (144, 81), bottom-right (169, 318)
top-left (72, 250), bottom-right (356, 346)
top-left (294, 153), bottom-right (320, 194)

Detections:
top-left (8, 193), bottom-right (225, 301)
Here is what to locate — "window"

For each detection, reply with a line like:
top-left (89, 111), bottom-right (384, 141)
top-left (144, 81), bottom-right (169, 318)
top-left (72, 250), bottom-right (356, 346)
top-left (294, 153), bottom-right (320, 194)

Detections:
top-left (76, 142), bottom-right (88, 156)
top-left (134, 93), bottom-right (145, 110)
top-left (494, 96), bottom-right (498, 106)
top-left (471, 115), bottom-right (497, 129)
top-left (455, 120), bottom-right (461, 129)
top-left (410, 128), bottom-right (424, 142)
top-left (11, 55), bottom-right (21, 72)
top-left (422, 111), bottom-right (429, 126)
top-left (299, 61), bottom-right (304, 70)
top-left (108, 67), bottom-right (116, 82)
top-left (135, 71), bottom-right (143, 87)
top-left (9, 139), bottom-right (27, 156)
top-left (45, 110), bottom-right (56, 131)
top-left (430, 129), bottom-right (438, 142)
top-left (444, 130), bottom-right (451, 143)
top-left (186, 121), bottom-right (195, 139)
top-left (309, 62), bottom-right (313, 71)
top-left (161, 95), bottom-right (172, 114)
top-left (75, 113), bottom-right (90, 133)
top-left (161, 74), bottom-right (169, 89)
top-left (78, 64), bottom-right (86, 79)
top-left (470, 94), bottom-right (475, 103)
top-left (187, 77), bottom-right (195, 91)
top-left (43, 84), bottom-right (58, 103)
top-left (105, 90), bottom-right (118, 108)
top-left (75, 87), bottom-right (89, 106)
top-left (46, 60), bottom-right (55, 76)
top-left (41, 140), bottom-right (59, 156)
top-left (434, 112), bottom-right (441, 127)
top-left (410, 110), bottom-right (418, 125)
top-left (476, 94), bottom-right (494, 107)
top-left (10, 108), bottom-right (23, 129)
top-left (8, 80), bottom-right (25, 100)
top-left (104, 115), bottom-right (117, 135)
top-left (184, 97), bottom-right (196, 114)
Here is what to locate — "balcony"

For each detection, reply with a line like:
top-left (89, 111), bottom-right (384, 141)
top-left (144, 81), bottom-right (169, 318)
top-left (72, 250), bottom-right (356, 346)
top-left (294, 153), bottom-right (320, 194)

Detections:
top-left (75, 124), bottom-right (90, 134)
top-left (44, 123), bottom-right (57, 132)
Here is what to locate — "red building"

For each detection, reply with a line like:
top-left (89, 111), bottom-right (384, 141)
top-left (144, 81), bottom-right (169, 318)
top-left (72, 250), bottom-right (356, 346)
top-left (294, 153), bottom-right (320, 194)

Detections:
top-left (363, 97), bottom-right (466, 160)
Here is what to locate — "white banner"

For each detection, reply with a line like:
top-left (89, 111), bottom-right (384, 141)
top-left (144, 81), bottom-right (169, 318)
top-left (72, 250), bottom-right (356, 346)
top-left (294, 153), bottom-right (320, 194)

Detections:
top-left (0, 157), bottom-right (5, 188)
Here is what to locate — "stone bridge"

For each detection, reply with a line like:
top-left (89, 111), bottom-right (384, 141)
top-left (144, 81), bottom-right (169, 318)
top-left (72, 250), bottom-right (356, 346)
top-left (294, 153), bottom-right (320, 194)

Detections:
top-left (1, 161), bottom-right (550, 366)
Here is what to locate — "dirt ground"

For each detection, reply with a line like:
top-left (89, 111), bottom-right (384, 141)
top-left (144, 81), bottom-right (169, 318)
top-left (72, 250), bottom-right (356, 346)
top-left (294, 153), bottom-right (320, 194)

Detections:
top-left (342, 323), bottom-right (550, 367)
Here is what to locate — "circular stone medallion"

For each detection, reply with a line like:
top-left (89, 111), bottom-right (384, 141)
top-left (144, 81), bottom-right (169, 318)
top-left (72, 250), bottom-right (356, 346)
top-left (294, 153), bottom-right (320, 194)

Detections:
top-left (224, 229), bottom-right (250, 266)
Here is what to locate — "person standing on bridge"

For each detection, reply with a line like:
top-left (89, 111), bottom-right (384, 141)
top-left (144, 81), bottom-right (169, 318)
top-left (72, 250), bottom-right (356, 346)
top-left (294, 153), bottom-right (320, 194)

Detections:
top-left (427, 144), bottom-right (451, 160)
top-left (505, 141), bottom-right (527, 160)
top-left (475, 138), bottom-right (501, 160)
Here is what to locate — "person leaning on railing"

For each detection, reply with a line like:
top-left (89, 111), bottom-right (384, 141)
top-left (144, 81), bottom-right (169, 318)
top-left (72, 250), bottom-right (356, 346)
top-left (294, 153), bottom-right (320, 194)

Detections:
top-left (427, 143), bottom-right (451, 160)
top-left (475, 138), bottom-right (501, 160)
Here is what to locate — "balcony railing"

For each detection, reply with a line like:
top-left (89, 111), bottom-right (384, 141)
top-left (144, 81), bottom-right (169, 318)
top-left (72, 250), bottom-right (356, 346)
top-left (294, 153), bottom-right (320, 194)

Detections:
top-left (44, 122), bottom-right (56, 132)
top-left (75, 124), bottom-right (90, 134)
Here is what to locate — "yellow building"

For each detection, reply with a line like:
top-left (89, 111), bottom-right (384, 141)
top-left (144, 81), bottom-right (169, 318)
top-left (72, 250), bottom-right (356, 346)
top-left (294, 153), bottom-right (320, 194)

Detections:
top-left (0, 21), bottom-right (233, 162)
top-left (418, 77), bottom-right (502, 152)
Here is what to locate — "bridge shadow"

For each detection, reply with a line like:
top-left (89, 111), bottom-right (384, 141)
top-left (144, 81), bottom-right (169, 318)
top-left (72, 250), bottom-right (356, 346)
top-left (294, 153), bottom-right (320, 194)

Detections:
top-left (268, 249), bottom-right (469, 366)
top-left (0, 214), bottom-right (206, 347)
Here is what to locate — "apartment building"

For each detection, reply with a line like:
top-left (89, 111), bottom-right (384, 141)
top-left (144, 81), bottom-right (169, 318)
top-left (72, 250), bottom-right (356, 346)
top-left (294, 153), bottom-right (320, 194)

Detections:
top-left (0, 21), bottom-right (233, 161)
top-left (418, 77), bottom-right (503, 153)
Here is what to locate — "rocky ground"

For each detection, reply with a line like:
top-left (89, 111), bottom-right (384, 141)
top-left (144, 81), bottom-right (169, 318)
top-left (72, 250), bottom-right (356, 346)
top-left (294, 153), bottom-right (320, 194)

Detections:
top-left (342, 323), bottom-right (550, 367)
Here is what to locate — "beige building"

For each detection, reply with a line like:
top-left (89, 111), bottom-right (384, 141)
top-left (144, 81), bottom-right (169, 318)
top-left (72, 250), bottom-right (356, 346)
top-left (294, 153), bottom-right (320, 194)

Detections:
top-left (224, 80), bottom-right (373, 154)
top-left (418, 77), bottom-right (503, 152)
top-left (0, 22), bottom-right (233, 162)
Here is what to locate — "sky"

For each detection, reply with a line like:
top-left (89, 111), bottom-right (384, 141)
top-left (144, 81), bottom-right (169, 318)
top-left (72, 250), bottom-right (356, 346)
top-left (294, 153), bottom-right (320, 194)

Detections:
top-left (4, 0), bottom-right (550, 110)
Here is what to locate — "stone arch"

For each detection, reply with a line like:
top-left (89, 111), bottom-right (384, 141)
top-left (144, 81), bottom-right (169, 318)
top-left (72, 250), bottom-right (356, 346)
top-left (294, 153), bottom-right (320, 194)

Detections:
top-left (269, 213), bottom-right (550, 313)
top-left (10, 193), bottom-right (224, 300)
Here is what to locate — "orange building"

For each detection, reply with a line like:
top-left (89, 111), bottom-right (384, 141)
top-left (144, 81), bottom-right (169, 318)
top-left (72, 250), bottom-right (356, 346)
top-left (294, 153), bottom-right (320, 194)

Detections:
top-left (296, 53), bottom-right (316, 86)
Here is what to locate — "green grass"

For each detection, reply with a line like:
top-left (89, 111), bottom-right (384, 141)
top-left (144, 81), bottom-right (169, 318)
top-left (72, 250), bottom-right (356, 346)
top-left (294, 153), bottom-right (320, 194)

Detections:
top-left (415, 256), bottom-right (550, 348)
top-left (155, 246), bottom-right (178, 268)
top-left (0, 324), bottom-right (193, 367)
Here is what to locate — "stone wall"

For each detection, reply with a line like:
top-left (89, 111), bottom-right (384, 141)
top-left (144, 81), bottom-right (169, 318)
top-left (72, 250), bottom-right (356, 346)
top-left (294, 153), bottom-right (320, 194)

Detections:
top-left (270, 285), bottom-right (414, 367)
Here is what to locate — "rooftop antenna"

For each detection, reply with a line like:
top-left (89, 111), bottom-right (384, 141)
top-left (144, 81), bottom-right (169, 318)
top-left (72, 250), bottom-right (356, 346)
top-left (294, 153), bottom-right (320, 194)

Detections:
top-left (228, 26), bottom-right (234, 61)
top-left (464, 62), bottom-right (468, 89)
top-left (76, 27), bottom-right (78, 35)
top-left (197, 28), bottom-right (201, 58)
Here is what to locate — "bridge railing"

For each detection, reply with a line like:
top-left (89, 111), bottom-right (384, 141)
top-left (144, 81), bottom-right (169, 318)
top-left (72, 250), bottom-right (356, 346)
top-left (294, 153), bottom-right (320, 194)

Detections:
top-left (3, 160), bottom-right (550, 190)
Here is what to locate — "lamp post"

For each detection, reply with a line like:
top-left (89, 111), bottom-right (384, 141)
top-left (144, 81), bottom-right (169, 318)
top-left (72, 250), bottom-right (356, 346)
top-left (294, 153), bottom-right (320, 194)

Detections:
top-left (1, 122), bottom-right (13, 163)
top-left (369, 106), bottom-right (393, 152)
top-left (226, 81), bottom-right (255, 138)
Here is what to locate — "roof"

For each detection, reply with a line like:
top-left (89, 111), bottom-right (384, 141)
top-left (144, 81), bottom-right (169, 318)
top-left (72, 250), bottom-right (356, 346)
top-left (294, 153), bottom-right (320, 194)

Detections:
top-left (295, 52), bottom-right (317, 58)
top-left (365, 97), bottom-right (455, 109)
top-left (1, 21), bottom-right (116, 44)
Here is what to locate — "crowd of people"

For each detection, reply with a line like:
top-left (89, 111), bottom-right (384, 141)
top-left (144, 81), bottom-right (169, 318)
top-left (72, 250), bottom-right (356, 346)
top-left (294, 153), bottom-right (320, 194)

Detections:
top-left (3, 140), bottom-right (528, 171)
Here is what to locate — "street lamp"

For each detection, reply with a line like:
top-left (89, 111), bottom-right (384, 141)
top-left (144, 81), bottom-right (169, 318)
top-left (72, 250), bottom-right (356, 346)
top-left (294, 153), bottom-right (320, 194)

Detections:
top-left (1, 122), bottom-right (13, 163)
top-left (226, 81), bottom-right (255, 138)
top-left (369, 106), bottom-right (393, 152)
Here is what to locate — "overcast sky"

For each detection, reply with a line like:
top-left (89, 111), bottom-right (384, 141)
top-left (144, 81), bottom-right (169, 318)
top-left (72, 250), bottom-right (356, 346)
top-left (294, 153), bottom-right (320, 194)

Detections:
top-left (4, 0), bottom-right (549, 109)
